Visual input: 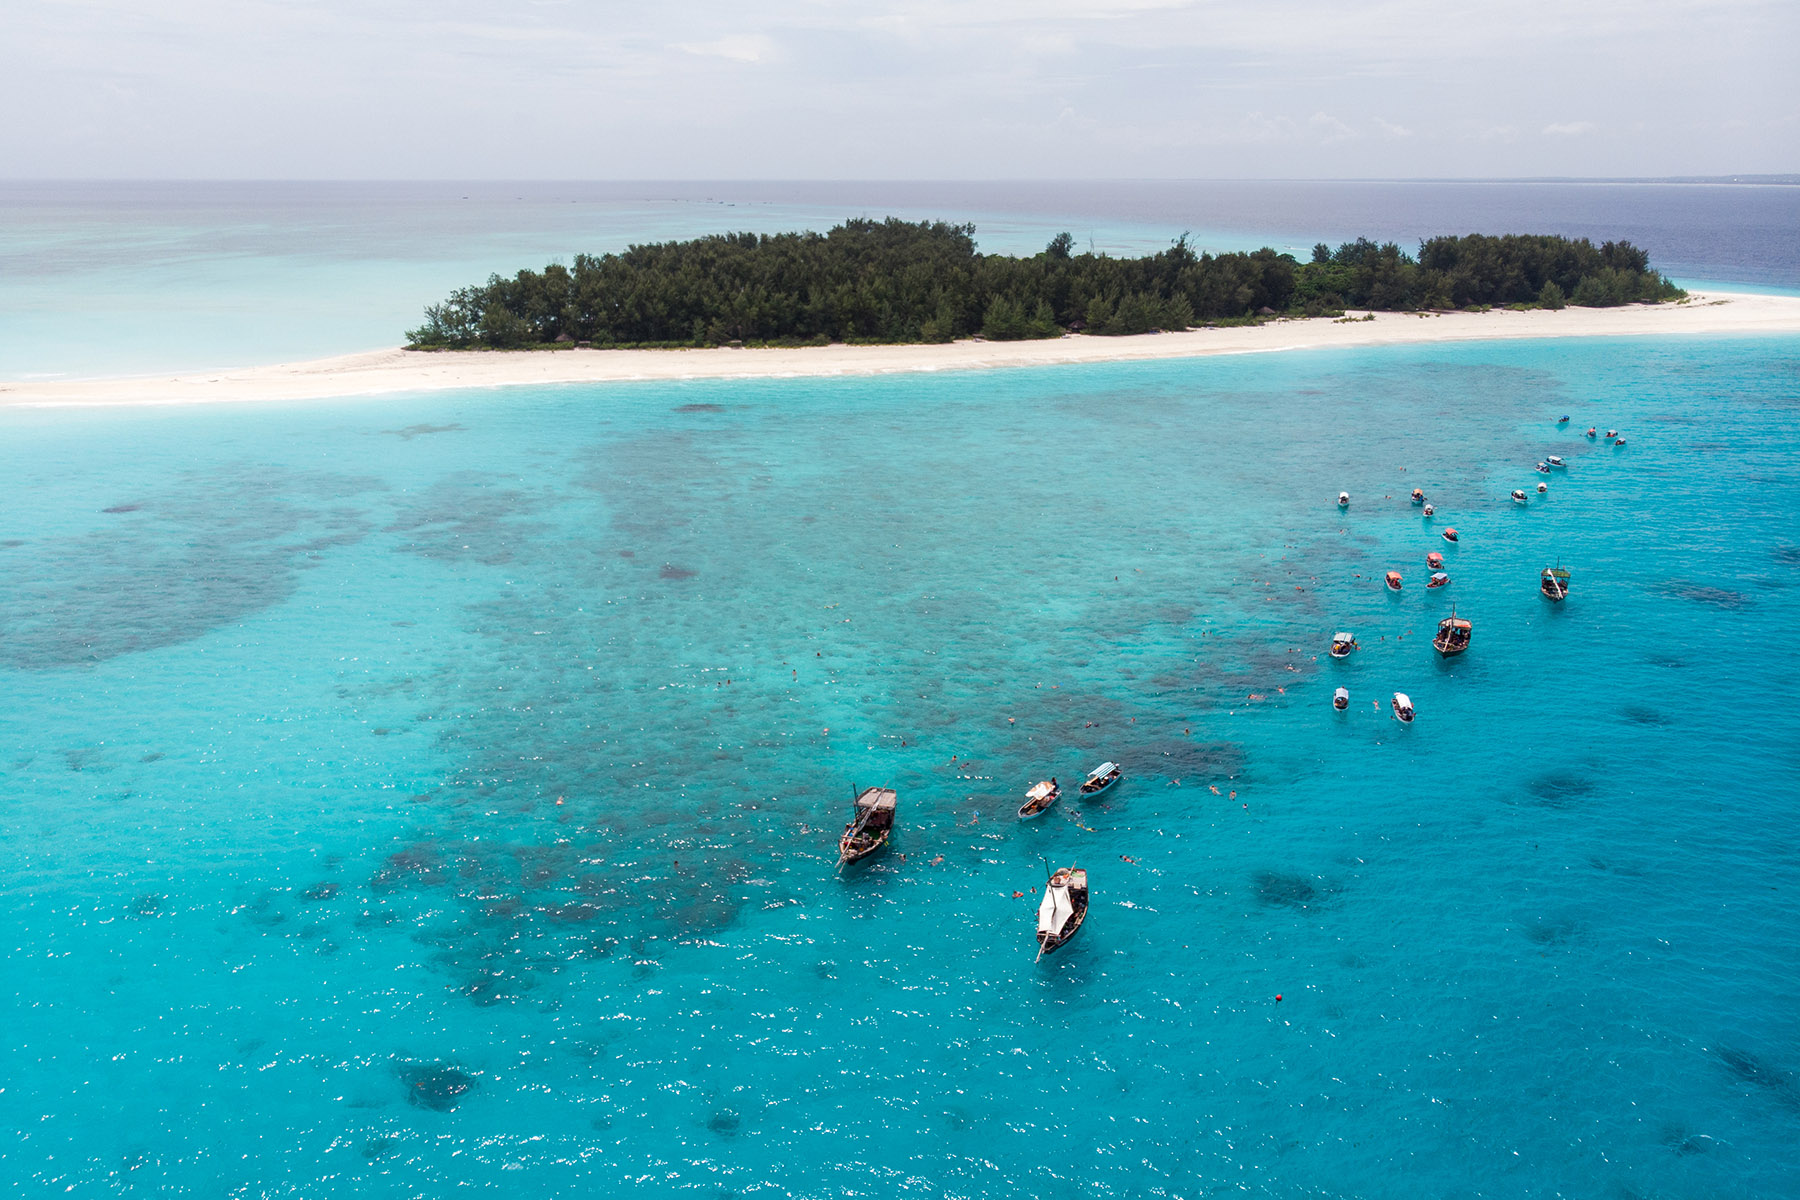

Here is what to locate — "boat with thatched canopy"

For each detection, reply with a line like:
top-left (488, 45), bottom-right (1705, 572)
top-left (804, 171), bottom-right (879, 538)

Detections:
top-left (838, 787), bottom-right (896, 866)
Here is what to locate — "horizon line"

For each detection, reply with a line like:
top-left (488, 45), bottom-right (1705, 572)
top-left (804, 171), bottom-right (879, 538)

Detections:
top-left (1, 174), bottom-right (1796, 187)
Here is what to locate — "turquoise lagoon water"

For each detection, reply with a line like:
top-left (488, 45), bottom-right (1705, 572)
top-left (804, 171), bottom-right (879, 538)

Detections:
top-left (4, 335), bottom-right (1799, 1195)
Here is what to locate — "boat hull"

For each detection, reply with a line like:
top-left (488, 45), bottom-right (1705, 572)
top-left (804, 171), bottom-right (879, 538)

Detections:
top-left (1079, 775), bottom-right (1120, 798)
top-left (837, 832), bottom-right (889, 864)
top-left (1037, 874), bottom-right (1090, 956)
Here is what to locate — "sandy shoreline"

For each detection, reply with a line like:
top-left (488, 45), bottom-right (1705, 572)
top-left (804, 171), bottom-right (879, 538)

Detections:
top-left (6, 291), bottom-right (1799, 408)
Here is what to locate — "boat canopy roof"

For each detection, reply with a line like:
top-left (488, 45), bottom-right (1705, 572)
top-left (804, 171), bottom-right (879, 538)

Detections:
top-left (855, 787), bottom-right (897, 811)
top-left (1025, 781), bottom-right (1055, 800)
top-left (1394, 692), bottom-right (1412, 706)
top-left (1333, 631), bottom-right (1354, 643)
top-left (1430, 572), bottom-right (1449, 583)
top-left (1087, 762), bottom-right (1118, 780)
top-left (1038, 882), bottom-right (1074, 933)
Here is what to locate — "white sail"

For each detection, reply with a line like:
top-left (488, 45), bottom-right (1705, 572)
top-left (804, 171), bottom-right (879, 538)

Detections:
top-left (1038, 884), bottom-right (1074, 936)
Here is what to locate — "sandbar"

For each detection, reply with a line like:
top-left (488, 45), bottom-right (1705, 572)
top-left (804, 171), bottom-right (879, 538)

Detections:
top-left (5, 291), bottom-right (1798, 408)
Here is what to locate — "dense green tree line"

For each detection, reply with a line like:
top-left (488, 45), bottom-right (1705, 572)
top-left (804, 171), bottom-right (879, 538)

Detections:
top-left (405, 218), bottom-right (1684, 350)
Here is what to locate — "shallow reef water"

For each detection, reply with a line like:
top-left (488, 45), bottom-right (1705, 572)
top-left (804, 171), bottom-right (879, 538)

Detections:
top-left (3, 336), bottom-right (1799, 1196)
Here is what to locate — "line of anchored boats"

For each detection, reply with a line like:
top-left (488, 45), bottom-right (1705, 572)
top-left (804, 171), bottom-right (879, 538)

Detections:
top-left (835, 413), bottom-right (1605, 959)
top-left (1333, 413), bottom-right (1599, 722)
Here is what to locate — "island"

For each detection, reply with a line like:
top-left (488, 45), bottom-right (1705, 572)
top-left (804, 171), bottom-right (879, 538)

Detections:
top-left (403, 218), bottom-right (1687, 351)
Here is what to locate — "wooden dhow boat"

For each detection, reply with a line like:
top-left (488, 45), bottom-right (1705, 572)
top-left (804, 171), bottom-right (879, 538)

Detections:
top-left (1018, 779), bottom-right (1060, 820)
top-left (1433, 610), bottom-right (1472, 657)
top-left (1541, 565), bottom-right (1571, 602)
top-left (838, 786), bottom-right (897, 867)
top-left (1036, 866), bottom-right (1089, 959)
top-left (1079, 762), bottom-right (1122, 798)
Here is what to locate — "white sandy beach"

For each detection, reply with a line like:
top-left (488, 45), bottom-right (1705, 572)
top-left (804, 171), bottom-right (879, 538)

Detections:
top-left (5, 291), bottom-right (1798, 408)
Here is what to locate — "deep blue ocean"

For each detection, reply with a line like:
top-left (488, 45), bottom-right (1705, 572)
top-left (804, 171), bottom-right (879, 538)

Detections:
top-left (3, 184), bottom-right (1799, 1196)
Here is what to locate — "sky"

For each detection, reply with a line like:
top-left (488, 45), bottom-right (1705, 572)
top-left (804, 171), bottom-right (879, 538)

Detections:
top-left (2, 0), bottom-right (1795, 179)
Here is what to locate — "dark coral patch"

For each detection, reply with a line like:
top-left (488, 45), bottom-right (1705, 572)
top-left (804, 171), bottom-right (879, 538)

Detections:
top-left (1525, 775), bottom-right (1596, 807)
top-left (1652, 579), bottom-right (1751, 609)
top-left (397, 1060), bottom-right (479, 1111)
top-left (659, 563), bottom-right (697, 580)
top-left (1253, 871), bottom-right (1319, 908)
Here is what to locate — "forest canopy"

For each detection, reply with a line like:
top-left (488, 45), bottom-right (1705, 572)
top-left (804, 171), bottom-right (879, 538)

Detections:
top-left (404, 219), bottom-right (1685, 350)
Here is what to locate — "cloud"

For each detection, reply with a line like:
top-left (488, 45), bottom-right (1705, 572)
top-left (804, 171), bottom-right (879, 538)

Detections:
top-left (675, 35), bottom-right (775, 63)
top-left (1308, 111), bottom-right (1359, 144)
top-left (1374, 117), bottom-right (1413, 139)
top-left (1543, 120), bottom-right (1598, 136)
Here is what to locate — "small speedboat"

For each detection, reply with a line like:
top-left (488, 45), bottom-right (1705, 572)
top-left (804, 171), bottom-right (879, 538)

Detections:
top-left (1433, 610), bottom-right (1472, 657)
top-left (1606, 429), bottom-right (1618, 439)
top-left (1036, 866), bottom-right (1089, 959)
top-left (1018, 779), bottom-right (1060, 820)
top-left (1079, 762), bottom-right (1121, 797)
top-left (839, 787), bottom-right (897, 866)
top-left (1428, 571), bottom-right (1449, 589)
top-left (1557, 415), bottom-right (1571, 424)
top-left (1541, 565), bottom-right (1571, 601)
top-left (1333, 686), bottom-right (1350, 711)
top-left (1392, 692), bottom-right (1415, 724)
top-left (1537, 482), bottom-right (1548, 494)
top-left (1422, 503), bottom-right (1435, 517)
top-left (1586, 427), bottom-right (1598, 438)
top-left (1613, 437), bottom-right (1627, 447)
top-left (1442, 527), bottom-right (1459, 543)
top-left (1411, 488), bottom-right (1425, 505)
top-left (1511, 489), bottom-right (1528, 505)
top-left (1426, 551), bottom-right (1443, 569)
top-left (1338, 491), bottom-right (1350, 508)
top-left (1546, 455), bottom-right (1565, 468)
top-left (1385, 570), bottom-right (1403, 591)
top-left (1536, 462), bottom-right (1551, 474)
top-left (1330, 631), bottom-right (1358, 658)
